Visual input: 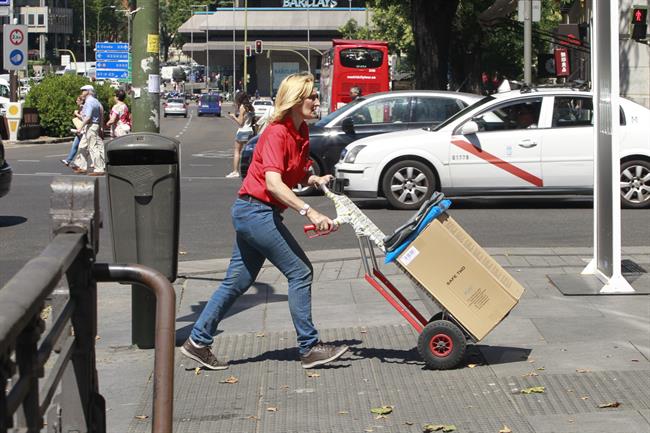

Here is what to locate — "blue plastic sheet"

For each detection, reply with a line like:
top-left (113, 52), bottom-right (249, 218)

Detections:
top-left (384, 199), bottom-right (452, 264)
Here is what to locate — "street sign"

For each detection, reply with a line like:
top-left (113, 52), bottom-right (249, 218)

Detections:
top-left (96, 42), bottom-right (129, 51)
top-left (96, 61), bottom-right (129, 70)
top-left (96, 51), bottom-right (129, 61)
top-left (0, 0), bottom-right (10, 18)
top-left (518, 0), bottom-right (541, 22)
top-left (3, 24), bottom-right (28, 70)
top-left (96, 70), bottom-right (129, 79)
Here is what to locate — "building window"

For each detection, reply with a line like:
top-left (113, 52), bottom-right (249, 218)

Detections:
top-left (38, 14), bottom-right (45, 26)
top-left (28, 14), bottom-right (34, 25)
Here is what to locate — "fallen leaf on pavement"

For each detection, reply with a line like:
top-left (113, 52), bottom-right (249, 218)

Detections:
top-left (95, 335), bottom-right (101, 340)
top-left (522, 371), bottom-right (539, 377)
top-left (370, 405), bottom-right (393, 415)
top-left (220, 376), bottom-right (239, 384)
top-left (598, 401), bottom-right (621, 408)
top-left (247, 415), bottom-right (259, 421)
top-left (179, 251), bottom-right (187, 255)
top-left (467, 363), bottom-right (478, 368)
top-left (360, 328), bottom-right (368, 333)
top-left (536, 367), bottom-right (545, 371)
top-left (255, 332), bottom-right (265, 338)
top-left (306, 371), bottom-right (320, 378)
top-left (580, 396), bottom-right (589, 400)
top-left (134, 415), bottom-right (149, 420)
top-left (405, 421), bottom-right (414, 425)
top-left (423, 424), bottom-right (456, 432)
top-left (576, 368), bottom-right (591, 373)
top-left (280, 385), bottom-right (289, 389)
top-left (499, 425), bottom-right (512, 433)
top-left (266, 407), bottom-right (278, 412)
top-left (194, 367), bottom-right (201, 375)
top-left (375, 415), bottom-right (388, 420)
top-left (364, 429), bottom-right (374, 432)
top-left (521, 386), bottom-right (545, 394)
top-left (338, 411), bottom-right (349, 415)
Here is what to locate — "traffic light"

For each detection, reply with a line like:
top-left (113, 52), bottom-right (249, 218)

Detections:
top-left (255, 40), bottom-right (263, 54)
top-left (245, 45), bottom-right (252, 57)
top-left (631, 6), bottom-right (648, 41)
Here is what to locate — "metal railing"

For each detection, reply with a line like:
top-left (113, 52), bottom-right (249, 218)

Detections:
top-left (0, 177), bottom-right (175, 433)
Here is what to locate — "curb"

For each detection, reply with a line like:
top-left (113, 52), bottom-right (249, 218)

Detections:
top-left (5, 136), bottom-right (73, 146)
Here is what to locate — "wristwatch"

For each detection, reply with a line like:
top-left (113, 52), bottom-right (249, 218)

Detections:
top-left (299, 203), bottom-right (311, 216)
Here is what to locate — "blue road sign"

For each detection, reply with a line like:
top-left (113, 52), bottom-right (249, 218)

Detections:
top-left (96, 70), bottom-right (129, 79)
top-left (96, 51), bottom-right (129, 61)
top-left (95, 42), bottom-right (129, 52)
top-left (0, 0), bottom-right (10, 5)
top-left (9, 49), bottom-right (23, 66)
top-left (96, 61), bottom-right (129, 70)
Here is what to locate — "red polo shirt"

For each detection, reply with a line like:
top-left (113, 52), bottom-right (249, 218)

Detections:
top-left (239, 116), bottom-right (311, 209)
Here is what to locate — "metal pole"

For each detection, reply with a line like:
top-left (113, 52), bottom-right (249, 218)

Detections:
top-left (523, 0), bottom-right (532, 84)
top-left (96, 9), bottom-right (99, 44)
top-left (205, 6), bottom-right (209, 89)
top-left (83, 0), bottom-right (87, 77)
top-left (191, 15), bottom-right (194, 85)
top-left (232, 4), bottom-right (236, 97)
top-left (131, 0), bottom-right (160, 134)
top-left (243, 0), bottom-right (248, 93)
top-left (307, 5), bottom-right (310, 72)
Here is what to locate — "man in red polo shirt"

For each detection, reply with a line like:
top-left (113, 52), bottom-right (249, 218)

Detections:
top-left (181, 73), bottom-right (350, 370)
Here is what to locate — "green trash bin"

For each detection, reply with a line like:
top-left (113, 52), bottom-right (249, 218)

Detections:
top-left (106, 132), bottom-right (180, 348)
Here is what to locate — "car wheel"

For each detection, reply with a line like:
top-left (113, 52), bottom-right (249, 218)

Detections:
top-left (382, 160), bottom-right (436, 210)
top-left (620, 159), bottom-right (650, 209)
top-left (197, 113), bottom-right (202, 117)
top-left (184, 114), bottom-right (187, 118)
top-left (164, 113), bottom-right (167, 118)
top-left (293, 157), bottom-right (321, 196)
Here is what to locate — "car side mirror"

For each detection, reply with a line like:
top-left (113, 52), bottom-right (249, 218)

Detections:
top-left (341, 117), bottom-right (355, 135)
top-left (458, 120), bottom-right (479, 135)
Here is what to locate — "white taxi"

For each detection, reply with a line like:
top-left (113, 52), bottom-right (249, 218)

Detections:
top-left (335, 89), bottom-right (650, 209)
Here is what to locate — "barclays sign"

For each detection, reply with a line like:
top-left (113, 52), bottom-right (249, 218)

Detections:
top-left (282, 0), bottom-right (338, 7)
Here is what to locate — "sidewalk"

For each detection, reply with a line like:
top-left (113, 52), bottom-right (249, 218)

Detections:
top-left (95, 247), bottom-right (650, 433)
top-left (4, 135), bottom-right (72, 147)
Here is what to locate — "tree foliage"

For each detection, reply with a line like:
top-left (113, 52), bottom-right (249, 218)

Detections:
top-left (25, 75), bottom-right (114, 138)
top-left (159, 0), bottom-right (213, 61)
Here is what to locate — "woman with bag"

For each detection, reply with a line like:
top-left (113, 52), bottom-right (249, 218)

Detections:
top-left (106, 89), bottom-right (131, 138)
top-left (226, 92), bottom-right (255, 178)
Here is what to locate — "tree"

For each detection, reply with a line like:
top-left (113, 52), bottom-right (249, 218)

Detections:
top-left (159, 0), bottom-right (213, 62)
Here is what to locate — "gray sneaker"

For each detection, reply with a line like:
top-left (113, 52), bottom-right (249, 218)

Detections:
top-left (300, 342), bottom-right (349, 369)
top-left (180, 339), bottom-right (228, 370)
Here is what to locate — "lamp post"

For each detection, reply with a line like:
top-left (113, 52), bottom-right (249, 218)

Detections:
top-left (83, 0), bottom-right (87, 76)
top-left (307, 4), bottom-right (310, 72)
top-left (97, 5), bottom-right (116, 43)
top-left (117, 7), bottom-right (142, 84)
top-left (233, 3), bottom-right (236, 97)
top-left (192, 4), bottom-right (209, 89)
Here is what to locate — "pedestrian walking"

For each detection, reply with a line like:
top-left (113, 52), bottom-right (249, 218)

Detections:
top-left (73, 85), bottom-right (105, 176)
top-left (61, 95), bottom-right (85, 167)
top-left (181, 72), bottom-right (349, 370)
top-left (349, 86), bottom-right (362, 101)
top-left (106, 89), bottom-right (131, 138)
top-left (226, 92), bottom-right (255, 178)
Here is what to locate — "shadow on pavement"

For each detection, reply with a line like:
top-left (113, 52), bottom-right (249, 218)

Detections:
top-left (0, 215), bottom-right (27, 227)
top-left (229, 338), bottom-right (363, 367)
top-left (174, 282), bottom-right (287, 346)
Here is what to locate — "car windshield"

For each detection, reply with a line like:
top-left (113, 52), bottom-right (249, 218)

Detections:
top-left (316, 98), bottom-right (365, 126)
top-left (254, 100), bottom-right (272, 106)
top-left (432, 95), bottom-right (494, 131)
top-left (168, 98), bottom-right (184, 104)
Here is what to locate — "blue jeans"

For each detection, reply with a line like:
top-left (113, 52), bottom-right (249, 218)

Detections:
top-left (190, 199), bottom-right (319, 355)
top-left (65, 135), bottom-right (81, 163)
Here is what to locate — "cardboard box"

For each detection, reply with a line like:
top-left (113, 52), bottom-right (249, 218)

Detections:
top-left (397, 214), bottom-right (524, 341)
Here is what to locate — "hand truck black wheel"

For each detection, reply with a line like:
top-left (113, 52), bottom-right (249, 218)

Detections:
top-left (417, 320), bottom-right (467, 370)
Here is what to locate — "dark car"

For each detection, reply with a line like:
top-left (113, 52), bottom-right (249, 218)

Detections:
top-left (0, 140), bottom-right (12, 198)
top-left (197, 93), bottom-right (222, 117)
top-left (240, 90), bottom-right (481, 193)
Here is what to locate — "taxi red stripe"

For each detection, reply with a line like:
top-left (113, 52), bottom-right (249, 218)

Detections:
top-left (451, 139), bottom-right (544, 187)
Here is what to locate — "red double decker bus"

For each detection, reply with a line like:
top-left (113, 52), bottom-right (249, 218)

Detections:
top-left (319, 39), bottom-right (390, 115)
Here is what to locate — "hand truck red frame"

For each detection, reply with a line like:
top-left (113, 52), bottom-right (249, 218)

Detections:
top-left (304, 185), bottom-right (474, 370)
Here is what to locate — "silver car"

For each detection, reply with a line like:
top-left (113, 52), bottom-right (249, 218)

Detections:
top-left (163, 98), bottom-right (188, 118)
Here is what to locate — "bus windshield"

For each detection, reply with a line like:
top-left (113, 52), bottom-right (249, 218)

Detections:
top-left (339, 48), bottom-right (384, 69)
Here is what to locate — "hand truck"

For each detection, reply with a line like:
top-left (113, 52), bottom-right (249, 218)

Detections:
top-left (304, 185), bottom-right (474, 370)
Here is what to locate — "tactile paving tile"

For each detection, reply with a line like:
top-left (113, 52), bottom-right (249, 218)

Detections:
top-left (127, 324), bottom-right (648, 433)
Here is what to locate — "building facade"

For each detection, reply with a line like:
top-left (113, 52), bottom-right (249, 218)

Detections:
top-left (178, 0), bottom-right (369, 96)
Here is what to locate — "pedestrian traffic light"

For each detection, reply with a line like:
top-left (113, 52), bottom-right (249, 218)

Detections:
top-left (245, 45), bottom-right (252, 57)
top-left (631, 6), bottom-right (648, 41)
top-left (255, 40), bottom-right (263, 54)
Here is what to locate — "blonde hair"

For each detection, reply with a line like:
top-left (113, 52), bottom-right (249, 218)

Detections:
top-left (271, 72), bottom-right (314, 123)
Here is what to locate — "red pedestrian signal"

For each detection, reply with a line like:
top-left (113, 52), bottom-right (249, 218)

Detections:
top-left (255, 40), bottom-right (263, 54)
top-left (245, 45), bottom-right (252, 57)
top-left (631, 6), bottom-right (647, 41)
